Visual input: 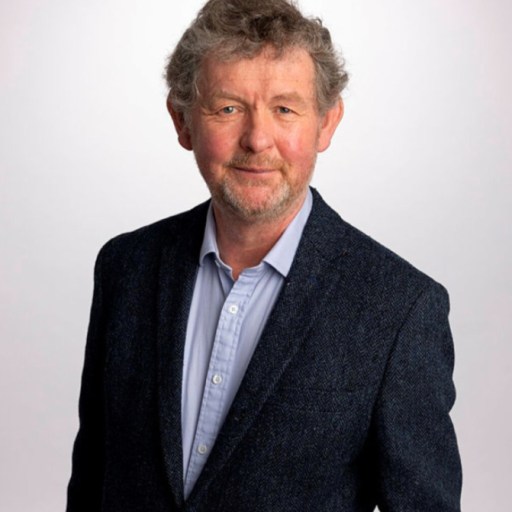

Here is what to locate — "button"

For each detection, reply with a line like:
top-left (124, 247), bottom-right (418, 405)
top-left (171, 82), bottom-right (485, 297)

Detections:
top-left (197, 444), bottom-right (208, 455)
top-left (212, 374), bottom-right (223, 385)
top-left (228, 304), bottom-right (238, 314)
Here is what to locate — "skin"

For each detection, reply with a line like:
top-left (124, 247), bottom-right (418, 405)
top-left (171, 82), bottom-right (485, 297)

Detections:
top-left (168, 46), bottom-right (343, 278)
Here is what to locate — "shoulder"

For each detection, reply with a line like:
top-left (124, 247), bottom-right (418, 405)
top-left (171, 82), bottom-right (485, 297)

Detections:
top-left (95, 200), bottom-right (209, 274)
top-left (306, 188), bottom-right (448, 311)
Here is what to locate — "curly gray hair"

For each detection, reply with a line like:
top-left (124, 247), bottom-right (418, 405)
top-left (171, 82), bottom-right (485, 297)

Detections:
top-left (165, 0), bottom-right (348, 117)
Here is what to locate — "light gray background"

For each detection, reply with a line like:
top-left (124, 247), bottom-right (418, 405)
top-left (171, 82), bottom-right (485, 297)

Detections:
top-left (1, 0), bottom-right (510, 510)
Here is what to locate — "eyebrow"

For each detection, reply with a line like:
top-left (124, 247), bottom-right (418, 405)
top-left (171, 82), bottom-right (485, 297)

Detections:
top-left (204, 90), bottom-right (310, 109)
top-left (208, 91), bottom-right (245, 104)
top-left (271, 93), bottom-right (308, 108)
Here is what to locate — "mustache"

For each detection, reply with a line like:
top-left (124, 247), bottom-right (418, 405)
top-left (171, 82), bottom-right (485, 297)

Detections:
top-left (225, 154), bottom-right (286, 171)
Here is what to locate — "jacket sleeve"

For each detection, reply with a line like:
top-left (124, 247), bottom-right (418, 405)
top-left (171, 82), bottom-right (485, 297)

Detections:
top-left (373, 282), bottom-right (462, 511)
top-left (67, 246), bottom-right (109, 512)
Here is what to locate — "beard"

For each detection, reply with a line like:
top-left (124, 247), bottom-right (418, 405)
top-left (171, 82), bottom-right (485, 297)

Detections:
top-left (208, 154), bottom-right (315, 222)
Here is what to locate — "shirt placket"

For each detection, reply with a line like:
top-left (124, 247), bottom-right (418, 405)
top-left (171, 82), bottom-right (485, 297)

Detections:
top-left (184, 271), bottom-right (258, 492)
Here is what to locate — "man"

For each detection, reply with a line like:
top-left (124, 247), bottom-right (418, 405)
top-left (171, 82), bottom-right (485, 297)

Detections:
top-left (67, 0), bottom-right (462, 510)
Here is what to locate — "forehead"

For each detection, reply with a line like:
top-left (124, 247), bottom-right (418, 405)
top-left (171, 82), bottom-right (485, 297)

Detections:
top-left (198, 46), bottom-right (317, 99)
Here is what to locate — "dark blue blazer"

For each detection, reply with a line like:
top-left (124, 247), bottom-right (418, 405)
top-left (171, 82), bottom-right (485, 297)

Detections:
top-left (67, 189), bottom-right (462, 511)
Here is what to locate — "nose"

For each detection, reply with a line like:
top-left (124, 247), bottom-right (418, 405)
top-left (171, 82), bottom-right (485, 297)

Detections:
top-left (239, 110), bottom-right (274, 153)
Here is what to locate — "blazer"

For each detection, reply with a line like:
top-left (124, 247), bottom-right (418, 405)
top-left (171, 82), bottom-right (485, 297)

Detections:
top-left (67, 189), bottom-right (462, 511)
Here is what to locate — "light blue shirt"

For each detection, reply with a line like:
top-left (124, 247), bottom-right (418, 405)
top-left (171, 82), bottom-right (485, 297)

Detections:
top-left (181, 190), bottom-right (313, 498)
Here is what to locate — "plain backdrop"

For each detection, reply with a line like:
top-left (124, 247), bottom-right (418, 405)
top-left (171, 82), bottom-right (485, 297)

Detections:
top-left (1, 0), bottom-right (511, 510)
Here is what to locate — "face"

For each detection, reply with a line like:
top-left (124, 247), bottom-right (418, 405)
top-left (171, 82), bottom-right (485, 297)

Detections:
top-left (170, 46), bottom-right (343, 223)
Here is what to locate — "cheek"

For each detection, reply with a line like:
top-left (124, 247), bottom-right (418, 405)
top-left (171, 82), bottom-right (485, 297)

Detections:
top-left (278, 129), bottom-right (319, 164)
top-left (194, 127), bottom-right (236, 165)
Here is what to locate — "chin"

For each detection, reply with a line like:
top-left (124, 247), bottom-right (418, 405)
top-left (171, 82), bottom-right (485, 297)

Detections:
top-left (217, 183), bottom-right (298, 222)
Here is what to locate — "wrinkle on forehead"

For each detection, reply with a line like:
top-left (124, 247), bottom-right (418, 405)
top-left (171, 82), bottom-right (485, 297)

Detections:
top-left (196, 46), bottom-right (317, 108)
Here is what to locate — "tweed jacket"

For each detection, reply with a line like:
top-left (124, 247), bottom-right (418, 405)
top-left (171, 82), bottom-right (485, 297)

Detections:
top-left (67, 189), bottom-right (462, 511)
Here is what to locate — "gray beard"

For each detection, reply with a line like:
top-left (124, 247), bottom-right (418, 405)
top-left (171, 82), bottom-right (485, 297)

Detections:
top-left (214, 178), bottom-right (294, 222)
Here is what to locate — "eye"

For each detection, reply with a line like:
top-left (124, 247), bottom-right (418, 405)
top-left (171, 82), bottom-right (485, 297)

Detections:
top-left (278, 106), bottom-right (292, 114)
top-left (220, 106), bottom-right (236, 115)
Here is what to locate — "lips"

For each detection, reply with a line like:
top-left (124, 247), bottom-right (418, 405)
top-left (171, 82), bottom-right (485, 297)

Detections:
top-left (233, 166), bottom-right (275, 174)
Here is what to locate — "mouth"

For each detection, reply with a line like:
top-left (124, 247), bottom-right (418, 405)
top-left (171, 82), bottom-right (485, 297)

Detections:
top-left (232, 166), bottom-right (276, 174)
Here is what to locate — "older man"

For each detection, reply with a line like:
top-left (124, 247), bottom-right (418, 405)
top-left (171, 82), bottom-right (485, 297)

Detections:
top-left (67, 0), bottom-right (462, 510)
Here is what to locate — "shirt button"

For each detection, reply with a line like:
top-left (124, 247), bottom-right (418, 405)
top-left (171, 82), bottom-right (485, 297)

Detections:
top-left (197, 444), bottom-right (208, 455)
top-left (212, 374), bottom-right (223, 385)
top-left (228, 304), bottom-right (238, 314)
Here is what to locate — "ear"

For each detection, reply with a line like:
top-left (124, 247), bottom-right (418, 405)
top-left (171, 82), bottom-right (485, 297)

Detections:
top-left (167, 93), bottom-right (193, 151)
top-left (317, 97), bottom-right (344, 153)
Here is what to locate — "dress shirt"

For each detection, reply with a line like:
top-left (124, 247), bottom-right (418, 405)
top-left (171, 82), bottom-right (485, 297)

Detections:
top-left (181, 190), bottom-right (313, 498)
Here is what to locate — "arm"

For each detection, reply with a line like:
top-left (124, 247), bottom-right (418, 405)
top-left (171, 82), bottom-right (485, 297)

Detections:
top-left (374, 283), bottom-right (462, 511)
top-left (67, 247), bottom-right (109, 512)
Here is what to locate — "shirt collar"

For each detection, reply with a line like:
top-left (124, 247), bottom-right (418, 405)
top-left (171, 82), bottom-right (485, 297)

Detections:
top-left (199, 188), bottom-right (313, 278)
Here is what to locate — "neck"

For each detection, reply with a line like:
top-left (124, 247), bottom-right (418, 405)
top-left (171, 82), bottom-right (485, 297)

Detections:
top-left (212, 198), bottom-right (305, 280)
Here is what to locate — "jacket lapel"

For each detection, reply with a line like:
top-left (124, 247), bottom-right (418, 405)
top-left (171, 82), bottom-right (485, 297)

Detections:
top-left (187, 189), bottom-right (351, 505)
top-left (155, 203), bottom-right (208, 508)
